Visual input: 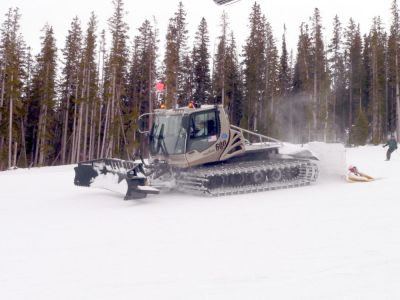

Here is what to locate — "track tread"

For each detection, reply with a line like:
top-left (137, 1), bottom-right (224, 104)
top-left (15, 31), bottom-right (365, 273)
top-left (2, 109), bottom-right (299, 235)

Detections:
top-left (175, 159), bottom-right (318, 196)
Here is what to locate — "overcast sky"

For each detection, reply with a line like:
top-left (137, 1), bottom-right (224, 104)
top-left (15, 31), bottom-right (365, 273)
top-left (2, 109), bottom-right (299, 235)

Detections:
top-left (1, 0), bottom-right (394, 58)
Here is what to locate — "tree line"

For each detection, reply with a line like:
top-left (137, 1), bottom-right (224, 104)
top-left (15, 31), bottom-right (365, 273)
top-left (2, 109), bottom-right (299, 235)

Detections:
top-left (1, 0), bottom-right (400, 170)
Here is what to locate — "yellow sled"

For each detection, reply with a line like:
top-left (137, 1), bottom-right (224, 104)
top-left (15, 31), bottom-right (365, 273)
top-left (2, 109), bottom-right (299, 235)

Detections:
top-left (346, 173), bottom-right (375, 183)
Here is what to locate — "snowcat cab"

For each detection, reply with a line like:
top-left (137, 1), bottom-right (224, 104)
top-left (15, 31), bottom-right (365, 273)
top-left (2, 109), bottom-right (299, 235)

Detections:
top-left (145, 105), bottom-right (280, 169)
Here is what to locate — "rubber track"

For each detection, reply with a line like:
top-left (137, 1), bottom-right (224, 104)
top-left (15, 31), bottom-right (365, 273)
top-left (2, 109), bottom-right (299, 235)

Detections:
top-left (175, 159), bottom-right (318, 196)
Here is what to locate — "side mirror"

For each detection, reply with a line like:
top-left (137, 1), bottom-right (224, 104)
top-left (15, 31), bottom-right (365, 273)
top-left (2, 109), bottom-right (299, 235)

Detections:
top-left (138, 113), bottom-right (153, 134)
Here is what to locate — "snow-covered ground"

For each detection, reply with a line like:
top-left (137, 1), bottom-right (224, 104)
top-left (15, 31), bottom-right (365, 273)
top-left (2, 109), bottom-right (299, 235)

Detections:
top-left (1, 145), bottom-right (400, 300)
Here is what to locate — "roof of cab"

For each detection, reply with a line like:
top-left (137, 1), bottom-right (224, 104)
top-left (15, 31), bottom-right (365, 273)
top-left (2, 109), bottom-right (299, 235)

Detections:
top-left (155, 104), bottom-right (220, 115)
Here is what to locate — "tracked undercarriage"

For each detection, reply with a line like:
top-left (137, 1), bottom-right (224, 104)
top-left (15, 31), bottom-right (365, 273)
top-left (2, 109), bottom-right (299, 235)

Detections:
top-left (175, 159), bottom-right (318, 196)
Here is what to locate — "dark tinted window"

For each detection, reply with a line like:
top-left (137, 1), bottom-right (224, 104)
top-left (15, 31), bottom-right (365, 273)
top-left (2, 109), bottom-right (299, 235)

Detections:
top-left (188, 110), bottom-right (219, 153)
top-left (190, 111), bottom-right (218, 139)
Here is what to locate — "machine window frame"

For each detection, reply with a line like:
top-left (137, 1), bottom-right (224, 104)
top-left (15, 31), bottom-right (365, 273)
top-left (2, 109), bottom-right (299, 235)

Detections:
top-left (187, 109), bottom-right (220, 152)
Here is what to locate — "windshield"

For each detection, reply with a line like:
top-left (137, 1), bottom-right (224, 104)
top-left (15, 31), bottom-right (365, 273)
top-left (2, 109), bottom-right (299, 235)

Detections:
top-left (149, 114), bottom-right (187, 155)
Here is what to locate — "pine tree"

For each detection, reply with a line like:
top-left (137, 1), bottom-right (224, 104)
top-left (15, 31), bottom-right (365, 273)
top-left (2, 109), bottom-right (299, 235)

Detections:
top-left (192, 17), bottom-right (211, 104)
top-left (262, 20), bottom-right (279, 136)
top-left (27, 24), bottom-right (57, 166)
top-left (127, 35), bottom-right (141, 126)
top-left (20, 46), bottom-right (33, 167)
top-left (344, 19), bottom-right (363, 141)
top-left (369, 17), bottom-right (387, 143)
top-left (362, 34), bottom-right (372, 117)
top-left (96, 29), bottom-right (107, 159)
top-left (310, 8), bottom-right (327, 139)
top-left (180, 53), bottom-right (193, 104)
top-left (389, 0), bottom-right (400, 138)
top-left (351, 109), bottom-right (369, 145)
top-left (102, 0), bottom-right (129, 158)
top-left (0, 8), bottom-right (26, 169)
top-left (60, 17), bottom-right (82, 164)
top-left (212, 11), bottom-right (229, 106)
top-left (278, 25), bottom-right (291, 98)
top-left (225, 31), bottom-right (243, 126)
top-left (127, 19), bottom-right (158, 156)
top-left (242, 2), bottom-right (266, 131)
top-left (81, 12), bottom-right (98, 161)
top-left (278, 25), bottom-right (293, 140)
top-left (328, 15), bottom-right (346, 141)
top-left (163, 1), bottom-right (188, 108)
top-left (293, 23), bottom-right (313, 143)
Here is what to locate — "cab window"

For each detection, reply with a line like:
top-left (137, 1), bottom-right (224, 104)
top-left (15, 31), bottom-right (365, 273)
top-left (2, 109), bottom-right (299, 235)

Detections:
top-left (188, 110), bottom-right (219, 153)
top-left (190, 111), bottom-right (218, 139)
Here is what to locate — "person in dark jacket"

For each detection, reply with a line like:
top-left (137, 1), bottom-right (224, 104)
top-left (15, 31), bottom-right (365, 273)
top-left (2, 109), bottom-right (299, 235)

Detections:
top-left (383, 135), bottom-right (398, 161)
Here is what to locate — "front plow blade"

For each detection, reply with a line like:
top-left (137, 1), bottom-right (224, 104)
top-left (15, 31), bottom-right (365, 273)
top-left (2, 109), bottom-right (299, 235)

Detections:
top-left (74, 159), bottom-right (159, 200)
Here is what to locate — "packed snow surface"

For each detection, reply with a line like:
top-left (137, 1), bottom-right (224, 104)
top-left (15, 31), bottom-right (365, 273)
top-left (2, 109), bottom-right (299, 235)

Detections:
top-left (1, 144), bottom-right (400, 299)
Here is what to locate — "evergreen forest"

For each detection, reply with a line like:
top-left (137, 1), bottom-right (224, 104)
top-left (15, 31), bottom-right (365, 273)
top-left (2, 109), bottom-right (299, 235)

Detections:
top-left (1, 0), bottom-right (400, 170)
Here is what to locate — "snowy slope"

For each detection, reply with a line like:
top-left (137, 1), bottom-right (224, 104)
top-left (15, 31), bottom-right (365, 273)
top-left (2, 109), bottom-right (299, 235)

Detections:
top-left (1, 145), bottom-right (400, 300)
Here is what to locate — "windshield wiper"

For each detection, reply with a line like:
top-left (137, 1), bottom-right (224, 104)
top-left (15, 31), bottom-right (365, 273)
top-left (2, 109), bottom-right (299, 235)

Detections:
top-left (157, 124), bottom-right (169, 156)
top-left (173, 127), bottom-right (186, 154)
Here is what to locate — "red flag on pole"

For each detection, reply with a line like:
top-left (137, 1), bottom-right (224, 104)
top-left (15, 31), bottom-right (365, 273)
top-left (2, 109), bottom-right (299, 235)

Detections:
top-left (156, 82), bottom-right (165, 92)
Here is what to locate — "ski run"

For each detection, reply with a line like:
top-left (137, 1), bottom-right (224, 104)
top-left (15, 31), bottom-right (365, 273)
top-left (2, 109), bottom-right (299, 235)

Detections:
top-left (1, 143), bottom-right (400, 300)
